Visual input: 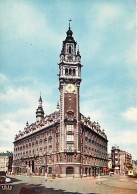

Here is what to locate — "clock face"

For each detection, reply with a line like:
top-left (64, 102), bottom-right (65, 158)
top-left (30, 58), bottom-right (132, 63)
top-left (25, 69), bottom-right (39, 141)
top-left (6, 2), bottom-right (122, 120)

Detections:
top-left (68, 55), bottom-right (73, 62)
top-left (66, 84), bottom-right (75, 93)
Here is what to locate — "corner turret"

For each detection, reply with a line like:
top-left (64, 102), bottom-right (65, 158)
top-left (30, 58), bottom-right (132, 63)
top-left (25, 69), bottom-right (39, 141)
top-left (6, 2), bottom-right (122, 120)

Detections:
top-left (36, 95), bottom-right (44, 122)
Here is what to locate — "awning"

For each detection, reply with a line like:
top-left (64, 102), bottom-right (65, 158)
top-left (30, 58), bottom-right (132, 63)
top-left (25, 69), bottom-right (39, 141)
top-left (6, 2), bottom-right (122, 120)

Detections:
top-left (103, 168), bottom-right (109, 171)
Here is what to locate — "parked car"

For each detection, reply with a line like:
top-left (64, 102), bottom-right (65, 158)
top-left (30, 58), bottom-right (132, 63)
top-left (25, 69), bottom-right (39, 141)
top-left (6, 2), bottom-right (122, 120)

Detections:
top-left (110, 172), bottom-right (114, 175)
top-left (0, 176), bottom-right (11, 184)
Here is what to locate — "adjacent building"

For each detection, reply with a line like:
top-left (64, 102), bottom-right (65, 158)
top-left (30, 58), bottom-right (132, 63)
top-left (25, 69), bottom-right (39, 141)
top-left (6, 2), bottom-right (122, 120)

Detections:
top-left (111, 146), bottom-right (120, 174)
top-left (111, 146), bottom-right (132, 175)
top-left (0, 152), bottom-right (13, 173)
top-left (132, 160), bottom-right (137, 175)
top-left (12, 25), bottom-right (108, 178)
top-left (108, 154), bottom-right (112, 171)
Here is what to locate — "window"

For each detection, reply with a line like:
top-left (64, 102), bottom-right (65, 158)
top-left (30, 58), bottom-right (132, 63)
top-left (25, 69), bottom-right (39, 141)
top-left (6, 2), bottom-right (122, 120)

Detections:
top-left (85, 137), bottom-right (88, 141)
top-left (65, 68), bottom-right (68, 75)
top-left (67, 125), bottom-right (74, 132)
top-left (73, 69), bottom-right (75, 76)
top-left (67, 144), bottom-right (74, 151)
top-left (67, 135), bottom-right (74, 141)
top-left (67, 154), bottom-right (73, 162)
top-left (69, 69), bottom-right (72, 75)
top-left (69, 46), bottom-right (71, 54)
top-left (48, 136), bottom-right (52, 144)
top-left (39, 139), bottom-right (42, 144)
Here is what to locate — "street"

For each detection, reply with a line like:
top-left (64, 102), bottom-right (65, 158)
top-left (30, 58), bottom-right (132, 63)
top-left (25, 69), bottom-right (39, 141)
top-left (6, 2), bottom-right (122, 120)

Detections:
top-left (0, 175), bottom-right (137, 194)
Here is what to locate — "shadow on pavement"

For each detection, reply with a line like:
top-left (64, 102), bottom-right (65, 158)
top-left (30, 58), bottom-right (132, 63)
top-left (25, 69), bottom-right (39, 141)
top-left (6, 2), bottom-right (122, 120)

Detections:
top-left (7, 183), bottom-right (98, 194)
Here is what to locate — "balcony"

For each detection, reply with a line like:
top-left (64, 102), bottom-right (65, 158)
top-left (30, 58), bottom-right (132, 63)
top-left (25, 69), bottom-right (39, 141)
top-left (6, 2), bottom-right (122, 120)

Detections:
top-left (64, 149), bottom-right (76, 153)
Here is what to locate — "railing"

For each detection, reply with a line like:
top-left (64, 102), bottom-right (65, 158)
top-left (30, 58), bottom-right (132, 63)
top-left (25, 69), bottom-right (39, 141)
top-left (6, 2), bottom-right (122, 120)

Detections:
top-left (64, 149), bottom-right (76, 153)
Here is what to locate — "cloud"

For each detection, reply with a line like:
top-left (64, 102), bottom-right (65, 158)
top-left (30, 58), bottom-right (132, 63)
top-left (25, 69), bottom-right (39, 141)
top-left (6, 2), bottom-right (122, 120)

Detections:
top-left (109, 127), bottom-right (137, 145)
top-left (0, 79), bottom-right (57, 108)
top-left (126, 18), bottom-right (136, 31)
top-left (0, 1), bottom-right (63, 48)
top-left (124, 43), bottom-right (136, 66)
top-left (90, 3), bottom-right (122, 29)
top-left (122, 107), bottom-right (137, 121)
top-left (0, 119), bottom-right (24, 136)
top-left (108, 127), bottom-right (137, 160)
top-left (0, 87), bottom-right (36, 105)
top-left (0, 73), bottom-right (8, 84)
top-left (0, 146), bottom-right (13, 153)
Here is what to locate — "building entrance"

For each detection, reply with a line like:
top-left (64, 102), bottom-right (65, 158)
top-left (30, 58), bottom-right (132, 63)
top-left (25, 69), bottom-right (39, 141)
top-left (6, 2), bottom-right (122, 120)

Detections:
top-left (66, 167), bottom-right (74, 176)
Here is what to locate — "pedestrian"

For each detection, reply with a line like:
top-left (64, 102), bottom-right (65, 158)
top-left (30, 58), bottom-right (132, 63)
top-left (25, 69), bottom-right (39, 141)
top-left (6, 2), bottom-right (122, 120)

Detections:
top-left (45, 172), bottom-right (47, 181)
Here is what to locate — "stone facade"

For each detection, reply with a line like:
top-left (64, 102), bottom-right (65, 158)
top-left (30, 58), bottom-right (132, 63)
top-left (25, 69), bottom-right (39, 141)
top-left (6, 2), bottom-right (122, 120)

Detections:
top-left (13, 25), bottom-right (108, 177)
top-left (0, 152), bottom-right (13, 173)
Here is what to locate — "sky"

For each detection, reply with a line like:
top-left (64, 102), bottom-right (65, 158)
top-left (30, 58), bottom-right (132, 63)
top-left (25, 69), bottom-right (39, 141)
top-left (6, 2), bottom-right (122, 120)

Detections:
top-left (0, 0), bottom-right (136, 159)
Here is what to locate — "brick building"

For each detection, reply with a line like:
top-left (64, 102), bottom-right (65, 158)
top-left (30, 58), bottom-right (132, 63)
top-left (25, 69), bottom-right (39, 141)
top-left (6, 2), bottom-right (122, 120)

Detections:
top-left (111, 146), bottom-right (132, 175)
top-left (12, 25), bottom-right (108, 178)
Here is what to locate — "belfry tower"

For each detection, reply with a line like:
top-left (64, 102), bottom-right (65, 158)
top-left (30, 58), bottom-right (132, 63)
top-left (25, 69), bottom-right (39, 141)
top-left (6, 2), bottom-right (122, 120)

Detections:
top-left (58, 24), bottom-right (82, 177)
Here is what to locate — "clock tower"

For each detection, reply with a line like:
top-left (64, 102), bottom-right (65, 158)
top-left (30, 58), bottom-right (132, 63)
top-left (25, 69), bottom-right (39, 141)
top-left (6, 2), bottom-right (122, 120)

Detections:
top-left (58, 24), bottom-right (82, 177)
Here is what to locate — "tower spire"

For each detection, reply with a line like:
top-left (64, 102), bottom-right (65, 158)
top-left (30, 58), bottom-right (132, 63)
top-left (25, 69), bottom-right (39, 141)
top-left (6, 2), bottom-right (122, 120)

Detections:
top-left (36, 94), bottom-right (44, 122)
top-left (69, 19), bottom-right (72, 30)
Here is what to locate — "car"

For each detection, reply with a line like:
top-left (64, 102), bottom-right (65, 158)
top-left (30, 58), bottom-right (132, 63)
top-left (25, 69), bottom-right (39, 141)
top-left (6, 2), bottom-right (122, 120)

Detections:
top-left (110, 172), bottom-right (114, 175)
top-left (0, 177), bottom-right (6, 184)
top-left (0, 171), bottom-right (6, 176)
top-left (0, 176), bottom-right (11, 184)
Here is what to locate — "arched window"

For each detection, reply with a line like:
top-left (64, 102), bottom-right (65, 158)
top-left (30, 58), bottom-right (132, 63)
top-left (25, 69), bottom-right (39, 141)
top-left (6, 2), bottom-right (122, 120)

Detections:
top-left (73, 69), bottom-right (75, 76)
top-left (69, 69), bottom-right (72, 75)
top-left (65, 68), bottom-right (68, 75)
top-left (66, 167), bottom-right (74, 175)
top-left (69, 46), bottom-right (71, 54)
